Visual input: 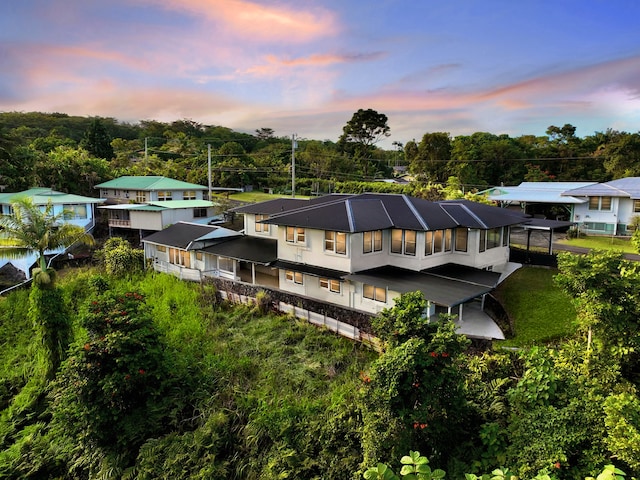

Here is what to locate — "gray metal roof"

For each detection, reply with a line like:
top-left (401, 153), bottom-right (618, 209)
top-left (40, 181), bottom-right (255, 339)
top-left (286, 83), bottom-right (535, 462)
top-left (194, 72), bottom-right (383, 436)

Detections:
top-left (271, 260), bottom-right (349, 279)
top-left (259, 193), bottom-right (527, 233)
top-left (201, 236), bottom-right (277, 264)
top-left (487, 181), bottom-right (595, 204)
top-left (344, 265), bottom-right (498, 308)
top-left (142, 222), bottom-right (223, 249)
top-left (562, 177), bottom-right (640, 199)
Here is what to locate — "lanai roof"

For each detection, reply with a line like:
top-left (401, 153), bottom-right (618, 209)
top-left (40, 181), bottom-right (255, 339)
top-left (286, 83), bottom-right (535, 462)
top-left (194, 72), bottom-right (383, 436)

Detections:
top-left (95, 176), bottom-right (207, 191)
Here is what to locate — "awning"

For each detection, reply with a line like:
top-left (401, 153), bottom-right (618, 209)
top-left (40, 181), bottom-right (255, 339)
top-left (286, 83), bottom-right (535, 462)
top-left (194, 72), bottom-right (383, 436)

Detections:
top-left (344, 265), bottom-right (498, 308)
top-left (271, 260), bottom-right (349, 280)
top-left (202, 237), bottom-right (277, 264)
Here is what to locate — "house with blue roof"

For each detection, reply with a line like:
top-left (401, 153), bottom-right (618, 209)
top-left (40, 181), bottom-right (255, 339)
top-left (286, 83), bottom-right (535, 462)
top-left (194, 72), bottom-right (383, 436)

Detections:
top-left (562, 177), bottom-right (640, 235)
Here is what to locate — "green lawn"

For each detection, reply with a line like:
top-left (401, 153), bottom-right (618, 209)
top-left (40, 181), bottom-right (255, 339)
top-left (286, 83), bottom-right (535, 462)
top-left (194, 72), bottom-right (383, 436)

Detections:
top-left (218, 191), bottom-right (310, 203)
top-left (493, 266), bottom-right (577, 347)
top-left (556, 234), bottom-right (637, 253)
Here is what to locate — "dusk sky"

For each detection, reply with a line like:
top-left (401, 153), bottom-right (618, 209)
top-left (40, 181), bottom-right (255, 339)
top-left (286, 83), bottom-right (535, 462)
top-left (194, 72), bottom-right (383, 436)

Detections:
top-left (1, 0), bottom-right (640, 147)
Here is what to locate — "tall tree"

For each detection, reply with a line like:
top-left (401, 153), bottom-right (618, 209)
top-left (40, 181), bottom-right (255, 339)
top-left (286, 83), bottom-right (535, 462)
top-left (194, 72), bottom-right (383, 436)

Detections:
top-left (338, 108), bottom-right (390, 177)
top-left (410, 132), bottom-right (451, 182)
top-left (80, 117), bottom-right (114, 160)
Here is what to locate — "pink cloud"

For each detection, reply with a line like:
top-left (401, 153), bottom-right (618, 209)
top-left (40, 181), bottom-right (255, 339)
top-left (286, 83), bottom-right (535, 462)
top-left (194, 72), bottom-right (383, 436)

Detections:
top-left (242, 51), bottom-right (385, 78)
top-left (138, 0), bottom-right (339, 43)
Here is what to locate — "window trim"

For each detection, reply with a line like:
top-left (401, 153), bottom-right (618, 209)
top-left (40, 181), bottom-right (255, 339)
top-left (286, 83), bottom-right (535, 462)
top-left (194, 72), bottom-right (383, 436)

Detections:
top-left (320, 277), bottom-right (341, 293)
top-left (589, 196), bottom-right (612, 211)
top-left (391, 228), bottom-right (416, 256)
top-left (363, 230), bottom-right (383, 254)
top-left (363, 283), bottom-right (387, 302)
top-left (286, 226), bottom-right (306, 244)
top-left (454, 227), bottom-right (468, 252)
top-left (325, 231), bottom-right (347, 255)
top-left (255, 214), bottom-right (270, 233)
top-left (285, 270), bottom-right (304, 284)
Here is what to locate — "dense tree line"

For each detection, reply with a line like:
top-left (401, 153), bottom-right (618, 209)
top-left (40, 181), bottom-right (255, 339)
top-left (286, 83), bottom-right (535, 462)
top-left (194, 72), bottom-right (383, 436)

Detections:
top-left (3, 112), bottom-right (640, 197)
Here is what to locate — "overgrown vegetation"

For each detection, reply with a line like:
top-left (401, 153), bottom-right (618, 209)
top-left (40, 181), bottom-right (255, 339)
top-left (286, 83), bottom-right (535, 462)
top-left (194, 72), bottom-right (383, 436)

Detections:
top-left (1, 249), bottom-right (639, 478)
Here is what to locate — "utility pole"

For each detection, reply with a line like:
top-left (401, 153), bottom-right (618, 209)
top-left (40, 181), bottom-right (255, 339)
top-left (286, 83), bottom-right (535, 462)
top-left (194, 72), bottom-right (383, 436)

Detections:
top-left (207, 144), bottom-right (212, 201)
top-left (291, 134), bottom-right (298, 198)
top-left (144, 137), bottom-right (148, 160)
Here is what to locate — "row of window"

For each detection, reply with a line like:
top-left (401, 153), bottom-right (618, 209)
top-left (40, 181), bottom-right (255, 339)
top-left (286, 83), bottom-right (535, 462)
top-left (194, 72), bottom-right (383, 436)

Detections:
top-left (100, 190), bottom-right (197, 201)
top-left (282, 226), bottom-right (505, 256)
top-left (284, 270), bottom-right (382, 300)
top-left (160, 248), bottom-right (388, 304)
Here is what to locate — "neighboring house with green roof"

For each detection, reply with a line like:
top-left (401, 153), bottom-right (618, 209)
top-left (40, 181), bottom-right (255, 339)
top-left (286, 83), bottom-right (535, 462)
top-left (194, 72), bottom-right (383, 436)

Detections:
top-left (95, 175), bottom-right (208, 204)
top-left (0, 188), bottom-right (104, 279)
top-left (95, 176), bottom-right (218, 236)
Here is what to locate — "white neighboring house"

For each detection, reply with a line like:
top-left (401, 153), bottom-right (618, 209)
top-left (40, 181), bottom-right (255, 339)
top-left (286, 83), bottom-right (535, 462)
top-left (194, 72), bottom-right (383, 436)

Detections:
top-left (561, 177), bottom-right (640, 235)
top-left (0, 188), bottom-right (104, 278)
top-left (141, 222), bottom-right (244, 282)
top-left (95, 176), bottom-right (219, 236)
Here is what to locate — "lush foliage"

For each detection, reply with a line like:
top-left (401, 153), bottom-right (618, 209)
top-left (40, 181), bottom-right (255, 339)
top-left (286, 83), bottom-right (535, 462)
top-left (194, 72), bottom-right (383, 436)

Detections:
top-left (102, 237), bottom-right (144, 276)
top-left (1, 249), bottom-right (640, 478)
top-left (4, 112), bottom-right (640, 196)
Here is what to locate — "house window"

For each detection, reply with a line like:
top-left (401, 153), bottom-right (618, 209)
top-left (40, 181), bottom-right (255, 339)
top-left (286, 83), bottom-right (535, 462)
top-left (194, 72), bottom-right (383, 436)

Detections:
top-left (320, 278), bottom-right (341, 293)
top-left (157, 191), bottom-right (173, 201)
top-left (285, 270), bottom-right (303, 284)
top-left (286, 226), bottom-right (305, 244)
top-left (156, 245), bottom-right (166, 253)
top-left (195, 251), bottom-right (203, 261)
top-left (635, 200), bottom-right (640, 213)
top-left (444, 228), bottom-right (452, 252)
top-left (433, 230), bottom-right (443, 253)
top-left (363, 230), bottom-right (382, 254)
top-left (101, 189), bottom-right (108, 197)
top-left (391, 229), bottom-right (416, 256)
top-left (63, 204), bottom-right (87, 219)
top-left (425, 231), bottom-right (433, 255)
top-left (169, 248), bottom-right (190, 267)
top-left (255, 214), bottom-right (270, 233)
top-left (193, 208), bottom-right (208, 218)
top-left (589, 196), bottom-right (611, 210)
top-left (183, 190), bottom-right (196, 200)
top-left (487, 227), bottom-right (501, 249)
top-left (479, 230), bottom-right (486, 253)
top-left (325, 231), bottom-right (347, 254)
top-left (363, 284), bottom-right (386, 302)
top-left (455, 228), bottom-right (468, 252)
top-left (218, 256), bottom-right (234, 272)
top-left (136, 191), bottom-right (147, 203)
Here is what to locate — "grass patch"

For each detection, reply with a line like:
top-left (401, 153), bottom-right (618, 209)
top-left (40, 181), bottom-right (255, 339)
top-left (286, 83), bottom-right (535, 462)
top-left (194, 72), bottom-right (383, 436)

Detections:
top-left (494, 266), bottom-right (576, 347)
top-left (556, 234), bottom-right (636, 253)
top-left (219, 191), bottom-right (309, 203)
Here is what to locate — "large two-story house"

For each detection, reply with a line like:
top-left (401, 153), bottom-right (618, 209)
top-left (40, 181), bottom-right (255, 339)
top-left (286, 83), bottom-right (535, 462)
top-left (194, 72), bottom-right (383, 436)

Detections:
top-left (143, 193), bottom-right (528, 325)
top-left (95, 176), bottom-right (218, 236)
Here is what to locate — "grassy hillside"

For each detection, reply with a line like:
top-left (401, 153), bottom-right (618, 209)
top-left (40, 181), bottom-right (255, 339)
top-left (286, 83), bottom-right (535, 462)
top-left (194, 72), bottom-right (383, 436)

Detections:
top-left (0, 269), bottom-right (375, 479)
top-left (494, 266), bottom-right (577, 346)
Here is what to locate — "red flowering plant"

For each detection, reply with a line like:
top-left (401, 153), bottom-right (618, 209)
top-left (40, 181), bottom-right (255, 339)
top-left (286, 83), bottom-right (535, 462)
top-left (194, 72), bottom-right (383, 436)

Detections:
top-left (52, 289), bottom-right (170, 453)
